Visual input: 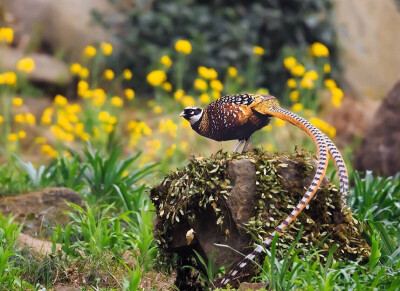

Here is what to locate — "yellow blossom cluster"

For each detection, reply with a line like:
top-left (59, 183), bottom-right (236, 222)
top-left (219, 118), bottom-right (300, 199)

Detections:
top-left (227, 67), bottom-right (238, 78)
top-left (198, 66), bottom-right (218, 80)
top-left (159, 119), bottom-right (178, 138)
top-left (311, 42), bottom-right (329, 57)
top-left (70, 63), bottom-right (89, 79)
top-left (160, 56), bottom-right (172, 67)
top-left (0, 27), bottom-right (13, 43)
top-left (0, 72), bottom-right (17, 86)
top-left (175, 40), bottom-right (192, 55)
top-left (127, 120), bottom-right (152, 147)
top-left (17, 57), bottom-right (35, 73)
top-left (253, 46), bottom-right (265, 56)
top-left (147, 70), bottom-right (167, 87)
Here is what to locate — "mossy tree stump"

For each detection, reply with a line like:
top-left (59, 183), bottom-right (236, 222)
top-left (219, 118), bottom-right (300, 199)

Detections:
top-left (150, 149), bottom-right (370, 289)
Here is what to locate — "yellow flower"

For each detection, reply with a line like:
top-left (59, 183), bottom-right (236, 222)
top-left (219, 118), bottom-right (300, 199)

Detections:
top-left (181, 96), bottom-right (195, 107)
top-left (266, 143), bottom-right (274, 151)
top-left (108, 116), bottom-right (118, 125)
top-left (324, 79), bottom-right (337, 89)
top-left (125, 88), bottom-right (135, 100)
top-left (162, 82), bottom-right (172, 92)
top-left (103, 124), bottom-right (114, 133)
top-left (275, 118), bottom-right (286, 127)
top-left (212, 90), bottom-right (221, 100)
top-left (101, 42), bottom-right (113, 55)
top-left (175, 40), bottom-right (192, 54)
top-left (198, 66), bottom-right (218, 79)
top-left (199, 93), bottom-right (210, 104)
top-left (147, 70), bottom-right (167, 86)
top-left (263, 124), bottom-right (272, 131)
top-left (17, 57), bottom-right (35, 73)
top-left (227, 67), bottom-right (238, 78)
top-left (146, 139), bottom-right (162, 151)
top-left (92, 88), bottom-right (106, 107)
top-left (160, 55), bottom-right (172, 67)
top-left (104, 69), bottom-right (114, 80)
top-left (159, 119), bottom-right (178, 138)
top-left (8, 133), bottom-right (18, 141)
top-left (78, 80), bottom-right (89, 93)
top-left (287, 78), bottom-right (297, 88)
top-left (41, 145), bottom-right (58, 158)
top-left (54, 95), bottom-right (68, 106)
top-left (15, 114), bottom-right (25, 123)
top-left (304, 70), bottom-right (318, 81)
top-left (174, 89), bottom-right (185, 101)
top-left (111, 96), bottom-right (124, 107)
top-left (35, 137), bottom-right (47, 144)
top-left (311, 42), bottom-right (329, 57)
top-left (300, 77), bottom-right (314, 89)
top-left (194, 78), bottom-right (208, 91)
top-left (98, 111), bottom-right (111, 122)
top-left (331, 87), bottom-right (344, 99)
top-left (324, 64), bottom-right (331, 73)
top-left (165, 144), bottom-right (176, 157)
top-left (70, 63), bottom-right (82, 75)
top-left (41, 108), bottom-right (53, 125)
top-left (83, 45), bottom-right (96, 57)
top-left (12, 97), bottom-right (23, 107)
top-left (0, 115), bottom-right (3, 123)
top-left (0, 27), bottom-right (13, 43)
top-left (3, 72), bottom-right (17, 86)
top-left (153, 105), bottom-right (163, 114)
top-left (290, 90), bottom-right (299, 102)
top-left (80, 67), bottom-right (89, 79)
top-left (210, 80), bottom-right (223, 91)
top-left (18, 130), bottom-right (26, 139)
top-left (253, 46), bottom-right (265, 56)
top-left (291, 103), bottom-right (303, 112)
top-left (256, 88), bottom-right (269, 95)
top-left (332, 96), bottom-right (342, 108)
top-left (283, 57), bottom-right (297, 70)
top-left (25, 113), bottom-right (36, 125)
top-left (291, 64), bottom-right (305, 76)
top-left (123, 69), bottom-right (132, 80)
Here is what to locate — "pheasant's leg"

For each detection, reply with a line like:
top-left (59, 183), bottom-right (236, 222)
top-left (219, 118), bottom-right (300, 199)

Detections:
top-left (241, 136), bottom-right (252, 153)
top-left (233, 140), bottom-right (244, 153)
top-left (218, 107), bottom-right (328, 286)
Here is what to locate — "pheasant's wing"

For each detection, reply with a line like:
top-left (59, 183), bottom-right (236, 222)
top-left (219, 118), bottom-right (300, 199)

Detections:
top-left (212, 94), bottom-right (255, 127)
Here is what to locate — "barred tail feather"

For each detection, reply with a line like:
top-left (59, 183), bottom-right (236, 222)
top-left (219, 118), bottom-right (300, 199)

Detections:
top-left (218, 107), bottom-right (328, 286)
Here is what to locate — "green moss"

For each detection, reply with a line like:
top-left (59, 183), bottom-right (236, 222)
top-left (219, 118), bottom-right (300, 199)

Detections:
top-left (150, 149), bottom-right (370, 274)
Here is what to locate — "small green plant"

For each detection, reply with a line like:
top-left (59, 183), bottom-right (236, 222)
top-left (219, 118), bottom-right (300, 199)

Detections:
top-left (183, 250), bottom-right (225, 289)
top-left (0, 212), bottom-right (23, 289)
top-left (83, 145), bottom-right (157, 205)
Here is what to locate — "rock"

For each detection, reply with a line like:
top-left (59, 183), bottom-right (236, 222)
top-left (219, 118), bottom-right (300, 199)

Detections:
top-left (238, 282), bottom-right (267, 291)
top-left (0, 47), bottom-right (70, 85)
top-left (0, 187), bottom-right (82, 237)
top-left (150, 150), bottom-right (370, 288)
top-left (355, 79), bottom-right (400, 176)
top-left (3, 0), bottom-right (118, 60)
top-left (335, 0), bottom-right (400, 98)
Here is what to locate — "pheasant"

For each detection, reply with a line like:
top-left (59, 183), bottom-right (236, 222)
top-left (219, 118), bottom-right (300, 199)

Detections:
top-left (180, 93), bottom-right (349, 286)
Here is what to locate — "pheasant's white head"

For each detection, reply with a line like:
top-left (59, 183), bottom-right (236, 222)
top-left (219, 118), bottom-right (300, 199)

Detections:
top-left (180, 107), bottom-right (203, 125)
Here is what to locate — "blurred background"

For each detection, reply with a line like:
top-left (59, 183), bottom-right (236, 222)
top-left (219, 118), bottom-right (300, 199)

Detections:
top-left (1, 0), bottom-right (400, 175)
top-left (1, 1), bottom-right (400, 289)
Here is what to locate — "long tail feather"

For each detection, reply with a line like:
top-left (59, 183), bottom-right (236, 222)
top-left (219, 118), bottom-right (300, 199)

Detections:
top-left (218, 106), bottom-right (328, 286)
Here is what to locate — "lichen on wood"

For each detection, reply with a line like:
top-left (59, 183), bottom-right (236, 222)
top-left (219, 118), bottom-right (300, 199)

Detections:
top-left (150, 149), bottom-right (370, 286)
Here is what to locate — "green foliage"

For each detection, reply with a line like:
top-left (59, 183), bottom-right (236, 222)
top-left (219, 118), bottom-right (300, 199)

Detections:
top-left (94, 0), bottom-right (338, 94)
top-left (0, 212), bottom-right (23, 289)
top-left (0, 164), bottom-right (29, 196)
top-left (83, 145), bottom-right (157, 205)
top-left (183, 250), bottom-right (224, 289)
